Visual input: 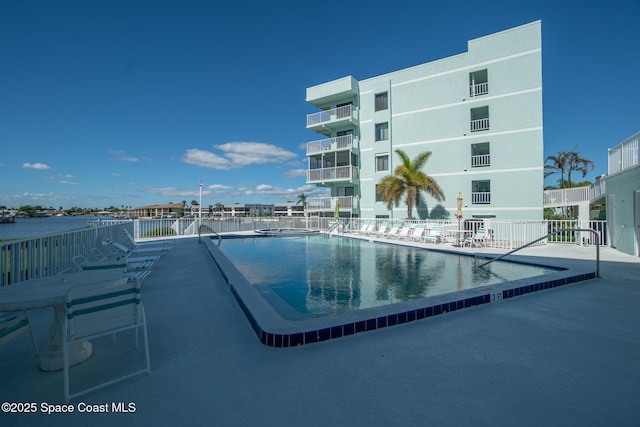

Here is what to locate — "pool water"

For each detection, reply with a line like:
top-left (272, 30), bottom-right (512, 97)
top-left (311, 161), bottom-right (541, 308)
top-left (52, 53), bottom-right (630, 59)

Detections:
top-left (217, 235), bottom-right (559, 320)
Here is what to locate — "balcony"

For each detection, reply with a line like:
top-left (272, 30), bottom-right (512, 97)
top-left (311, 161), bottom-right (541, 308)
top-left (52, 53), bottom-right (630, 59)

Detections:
top-left (307, 166), bottom-right (359, 184)
top-left (471, 154), bottom-right (490, 167)
top-left (471, 192), bottom-right (491, 204)
top-left (470, 118), bottom-right (490, 132)
top-left (470, 82), bottom-right (489, 97)
top-left (307, 105), bottom-right (358, 135)
top-left (307, 135), bottom-right (358, 155)
top-left (307, 196), bottom-right (359, 212)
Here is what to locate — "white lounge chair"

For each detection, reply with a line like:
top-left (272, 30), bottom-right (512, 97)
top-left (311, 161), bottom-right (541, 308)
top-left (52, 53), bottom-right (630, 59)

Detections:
top-left (410, 224), bottom-right (427, 242)
top-left (371, 222), bottom-right (390, 237)
top-left (0, 311), bottom-right (39, 355)
top-left (424, 224), bottom-right (443, 244)
top-left (393, 224), bottom-right (413, 240)
top-left (383, 224), bottom-right (400, 239)
top-left (63, 276), bottom-right (150, 402)
top-left (464, 227), bottom-right (489, 247)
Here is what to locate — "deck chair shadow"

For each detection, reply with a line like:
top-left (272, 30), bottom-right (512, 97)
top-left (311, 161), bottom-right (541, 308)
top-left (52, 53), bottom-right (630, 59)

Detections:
top-left (63, 276), bottom-right (150, 402)
top-left (1, 311), bottom-right (39, 355)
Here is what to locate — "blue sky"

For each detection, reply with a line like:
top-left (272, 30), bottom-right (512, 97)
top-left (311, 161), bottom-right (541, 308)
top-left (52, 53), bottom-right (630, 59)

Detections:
top-left (1, 0), bottom-right (638, 209)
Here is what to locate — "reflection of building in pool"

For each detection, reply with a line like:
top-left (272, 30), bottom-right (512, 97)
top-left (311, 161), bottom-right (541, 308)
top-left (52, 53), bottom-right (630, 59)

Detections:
top-left (304, 21), bottom-right (543, 221)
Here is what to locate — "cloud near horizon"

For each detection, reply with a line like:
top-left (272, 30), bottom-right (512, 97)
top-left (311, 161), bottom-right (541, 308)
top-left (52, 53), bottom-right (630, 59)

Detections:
top-left (22, 162), bottom-right (52, 170)
top-left (181, 142), bottom-right (297, 170)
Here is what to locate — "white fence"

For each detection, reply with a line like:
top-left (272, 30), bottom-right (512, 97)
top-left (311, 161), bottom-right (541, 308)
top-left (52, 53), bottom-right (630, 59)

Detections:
top-left (0, 217), bottom-right (609, 287)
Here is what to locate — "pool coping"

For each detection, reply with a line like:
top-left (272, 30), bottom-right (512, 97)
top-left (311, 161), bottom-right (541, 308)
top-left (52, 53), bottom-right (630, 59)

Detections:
top-left (203, 236), bottom-right (597, 348)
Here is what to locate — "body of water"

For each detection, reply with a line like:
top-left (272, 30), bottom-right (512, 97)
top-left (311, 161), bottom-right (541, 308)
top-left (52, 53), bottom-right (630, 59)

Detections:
top-left (0, 216), bottom-right (114, 240)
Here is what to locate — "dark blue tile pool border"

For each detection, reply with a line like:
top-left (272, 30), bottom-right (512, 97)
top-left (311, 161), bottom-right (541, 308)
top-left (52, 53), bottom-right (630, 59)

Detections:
top-left (204, 236), bottom-right (597, 348)
top-left (252, 272), bottom-right (596, 348)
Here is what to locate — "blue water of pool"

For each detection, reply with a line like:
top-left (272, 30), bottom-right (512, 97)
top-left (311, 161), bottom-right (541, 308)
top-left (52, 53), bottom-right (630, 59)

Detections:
top-left (217, 235), bottom-right (559, 320)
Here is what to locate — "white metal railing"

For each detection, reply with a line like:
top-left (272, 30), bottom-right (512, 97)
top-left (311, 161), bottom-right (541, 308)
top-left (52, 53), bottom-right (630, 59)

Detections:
top-left (471, 154), bottom-right (490, 167)
top-left (471, 191), bottom-right (491, 204)
top-left (470, 118), bottom-right (490, 132)
top-left (543, 187), bottom-right (591, 207)
top-left (307, 196), bottom-right (357, 211)
top-left (470, 82), bottom-right (488, 97)
top-left (608, 131), bottom-right (639, 175)
top-left (307, 165), bottom-right (359, 183)
top-left (306, 135), bottom-right (358, 155)
top-left (1, 217), bottom-right (612, 287)
top-left (307, 105), bottom-right (358, 127)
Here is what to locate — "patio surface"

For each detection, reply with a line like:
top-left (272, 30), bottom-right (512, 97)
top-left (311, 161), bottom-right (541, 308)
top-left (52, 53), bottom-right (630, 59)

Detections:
top-left (1, 235), bottom-right (639, 426)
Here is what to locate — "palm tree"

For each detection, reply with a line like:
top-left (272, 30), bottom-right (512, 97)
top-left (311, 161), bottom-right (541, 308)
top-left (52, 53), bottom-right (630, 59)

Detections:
top-left (378, 149), bottom-right (444, 219)
top-left (544, 150), bottom-right (570, 188)
top-left (297, 193), bottom-right (308, 225)
top-left (566, 145), bottom-right (595, 188)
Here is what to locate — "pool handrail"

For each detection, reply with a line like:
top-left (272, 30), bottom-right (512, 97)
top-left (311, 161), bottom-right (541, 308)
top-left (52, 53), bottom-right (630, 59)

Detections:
top-left (477, 228), bottom-right (601, 278)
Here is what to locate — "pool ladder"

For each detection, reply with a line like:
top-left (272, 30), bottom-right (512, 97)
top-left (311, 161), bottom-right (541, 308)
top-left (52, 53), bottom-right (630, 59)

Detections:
top-left (198, 224), bottom-right (221, 246)
top-left (477, 228), bottom-right (601, 278)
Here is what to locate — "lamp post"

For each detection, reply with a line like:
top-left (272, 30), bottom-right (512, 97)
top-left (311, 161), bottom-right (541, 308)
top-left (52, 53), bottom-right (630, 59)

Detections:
top-left (199, 181), bottom-right (203, 224)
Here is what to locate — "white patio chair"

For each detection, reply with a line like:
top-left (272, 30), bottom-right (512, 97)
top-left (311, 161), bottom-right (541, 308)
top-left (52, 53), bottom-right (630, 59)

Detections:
top-left (393, 224), bottom-right (413, 240)
top-left (383, 224), bottom-right (400, 239)
top-left (63, 276), bottom-right (150, 402)
top-left (410, 224), bottom-right (427, 242)
top-left (464, 228), bottom-right (488, 247)
top-left (424, 224), bottom-right (444, 244)
top-left (0, 311), bottom-right (39, 355)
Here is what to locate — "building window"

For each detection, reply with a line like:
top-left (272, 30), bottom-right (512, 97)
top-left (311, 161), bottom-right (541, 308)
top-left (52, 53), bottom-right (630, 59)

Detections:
top-left (375, 92), bottom-right (388, 111)
top-left (375, 122), bottom-right (389, 141)
top-left (337, 187), bottom-right (354, 197)
top-left (375, 184), bottom-right (385, 202)
top-left (472, 180), bottom-right (491, 204)
top-left (375, 154), bottom-right (389, 172)
top-left (471, 142), bottom-right (490, 167)
top-left (470, 106), bottom-right (489, 132)
top-left (469, 69), bottom-right (488, 97)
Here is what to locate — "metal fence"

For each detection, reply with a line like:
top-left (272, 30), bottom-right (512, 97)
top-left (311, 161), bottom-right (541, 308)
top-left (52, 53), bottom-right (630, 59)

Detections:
top-left (0, 217), bottom-right (609, 287)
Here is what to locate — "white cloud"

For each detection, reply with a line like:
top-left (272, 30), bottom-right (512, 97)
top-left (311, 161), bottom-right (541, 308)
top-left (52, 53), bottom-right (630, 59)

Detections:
top-left (181, 149), bottom-right (232, 170)
top-left (181, 142), bottom-right (297, 170)
top-left (22, 162), bottom-right (51, 170)
top-left (110, 150), bottom-right (139, 162)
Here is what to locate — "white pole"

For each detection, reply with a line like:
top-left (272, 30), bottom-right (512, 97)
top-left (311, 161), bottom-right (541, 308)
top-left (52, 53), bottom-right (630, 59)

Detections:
top-left (199, 181), bottom-right (203, 224)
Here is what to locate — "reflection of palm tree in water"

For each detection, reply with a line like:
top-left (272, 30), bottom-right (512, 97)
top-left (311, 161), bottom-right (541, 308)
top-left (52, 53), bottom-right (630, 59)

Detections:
top-left (375, 247), bottom-right (445, 301)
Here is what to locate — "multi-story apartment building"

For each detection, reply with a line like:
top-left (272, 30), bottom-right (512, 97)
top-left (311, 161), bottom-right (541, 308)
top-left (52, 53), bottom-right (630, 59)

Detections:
top-left (305, 21), bottom-right (543, 221)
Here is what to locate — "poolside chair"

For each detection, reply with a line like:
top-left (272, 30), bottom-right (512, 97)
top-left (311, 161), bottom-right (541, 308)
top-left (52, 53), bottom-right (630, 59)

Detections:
top-left (383, 224), bottom-right (401, 239)
top-left (393, 224), bottom-right (413, 240)
top-left (101, 237), bottom-right (169, 257)
top-left (0, 311), bottom-right (39, 355)
top-left (464, 228), bottom-right (489, 247)
top-left (63, 276), bottom-right (150, 402)
top-left (122, 228), bottom-right (172, 250)
top-left (410, 224), bottom-right (427, 242)
top-left (370, 222), bottom-right (389, 237)
top-left (424, 224), bottom-right (443, 244)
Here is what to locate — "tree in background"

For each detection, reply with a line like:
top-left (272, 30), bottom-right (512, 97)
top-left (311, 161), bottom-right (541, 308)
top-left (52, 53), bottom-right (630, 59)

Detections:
top-left (377, 149), bottom-right (444, 219)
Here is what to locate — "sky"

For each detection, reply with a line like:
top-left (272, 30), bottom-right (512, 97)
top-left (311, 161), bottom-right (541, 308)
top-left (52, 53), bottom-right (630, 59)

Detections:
top-left (1, 0), bottom-right (638, 210)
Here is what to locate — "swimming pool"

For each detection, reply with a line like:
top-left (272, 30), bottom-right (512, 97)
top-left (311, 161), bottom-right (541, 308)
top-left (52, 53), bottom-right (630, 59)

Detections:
top-left (204, 235), bottom-right (596, 347)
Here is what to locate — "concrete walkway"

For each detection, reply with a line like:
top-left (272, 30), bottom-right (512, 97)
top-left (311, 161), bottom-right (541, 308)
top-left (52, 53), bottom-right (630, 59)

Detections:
top-left (1, 237), bottom-right (639, 426)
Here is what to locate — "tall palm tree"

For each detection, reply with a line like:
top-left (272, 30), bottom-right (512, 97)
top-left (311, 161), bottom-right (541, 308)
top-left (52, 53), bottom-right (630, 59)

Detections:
top-left (378, 149), bottom-right (444, 219)
top-left (566, 145), bottom-right (595, 188)
top-left (296, 193), bottom-right (307, 213)
top-left (544, 150), bottom-right (570, 188)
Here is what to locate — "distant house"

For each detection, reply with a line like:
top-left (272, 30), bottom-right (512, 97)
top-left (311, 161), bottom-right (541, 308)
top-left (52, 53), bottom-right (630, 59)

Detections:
top-left (131, 203), bottom-right (183, 218)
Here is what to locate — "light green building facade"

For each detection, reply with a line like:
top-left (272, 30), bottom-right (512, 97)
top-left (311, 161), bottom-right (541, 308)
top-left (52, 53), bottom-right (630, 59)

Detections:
top-left (305, 21), bottom-right (543, 221)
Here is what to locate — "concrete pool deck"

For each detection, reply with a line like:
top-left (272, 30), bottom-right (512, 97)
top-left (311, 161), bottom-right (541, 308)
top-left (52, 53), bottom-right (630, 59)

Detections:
top-left (1, 236), bottom-right (639, 426)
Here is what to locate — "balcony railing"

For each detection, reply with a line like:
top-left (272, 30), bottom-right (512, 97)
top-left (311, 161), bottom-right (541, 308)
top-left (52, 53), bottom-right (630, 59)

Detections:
top-left (307, 105), bottom-right (358, 128)
top-left (307, 135), bottom-right (358, 155)
top-left (470, 118), bottom-right (490, 132)
top-left (307, 196), bottom-right (358, 211)
top-left (307, 165), bottom-right (359, 183)
top-left (471, 154), bottom-right (490, 167)
top-left (472, 191), bottom-right (491, 204)
top-left (470, 82), bottom-right (488, 97)
top-left (608, 131), bottom-right (639, 175)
